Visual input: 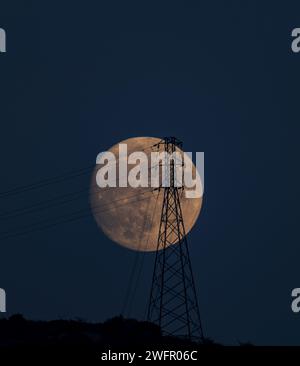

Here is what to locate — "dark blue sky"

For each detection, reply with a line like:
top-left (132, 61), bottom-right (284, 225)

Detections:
top-left (0, 0), bottom-right (300, 345)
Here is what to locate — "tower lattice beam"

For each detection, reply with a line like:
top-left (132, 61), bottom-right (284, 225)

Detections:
top-left (147, 137), bottom-right (204, 342)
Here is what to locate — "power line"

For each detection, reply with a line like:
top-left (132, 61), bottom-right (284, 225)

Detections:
top-left (127, 190), bottom-right (161, 318)
top-left (0, 184), bottom-right (109, 220)
top-left (0, 165), bottom-right (94, 198)
top-left (121, 190), bottom-right (156, 316)
top-left (0, 163), bottom-right (161, 220)
top-left (0, 189), bottom-right (154, 241)
top-left (0, 144), bottom-right (157, 199)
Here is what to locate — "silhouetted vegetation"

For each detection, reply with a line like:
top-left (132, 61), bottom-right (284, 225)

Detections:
top-left (0, 314), bottom-right (220, 350)
top-left (1, 316), bottom-right (296, 361)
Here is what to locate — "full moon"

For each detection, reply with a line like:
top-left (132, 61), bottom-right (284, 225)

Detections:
top-left (90, 137), bottom-right (202, 252)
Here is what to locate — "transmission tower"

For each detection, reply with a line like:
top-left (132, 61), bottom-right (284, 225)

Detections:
top-left (147, 137), bottom-right (204, 342)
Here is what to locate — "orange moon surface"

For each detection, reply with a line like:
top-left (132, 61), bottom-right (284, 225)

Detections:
top-left (90, 137), bottom-right (202, 252)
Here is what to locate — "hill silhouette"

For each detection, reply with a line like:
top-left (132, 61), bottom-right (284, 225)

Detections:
top-left (0, 314), bottom-right (227, 361)
top-left (0, 314), bottom-right (220, 349)
top-left (0, 315), bottom-right (296, 362)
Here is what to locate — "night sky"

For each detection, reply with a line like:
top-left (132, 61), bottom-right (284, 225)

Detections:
top-left (0, 1), bottom-right (300, 345)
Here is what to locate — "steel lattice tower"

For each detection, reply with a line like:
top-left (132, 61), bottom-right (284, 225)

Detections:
top-left (147, 137), bottom-right (204, 342)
